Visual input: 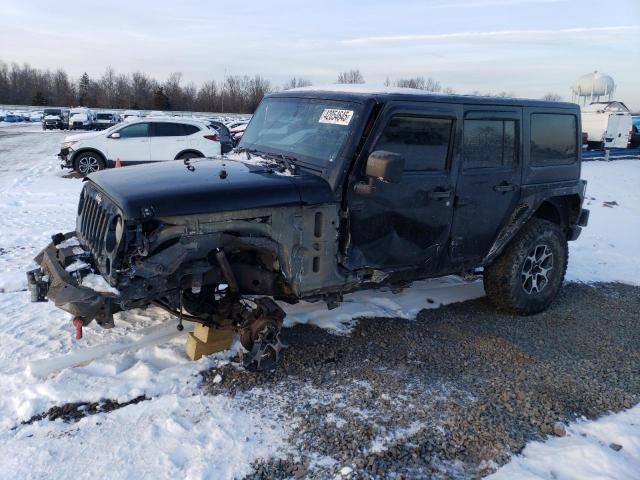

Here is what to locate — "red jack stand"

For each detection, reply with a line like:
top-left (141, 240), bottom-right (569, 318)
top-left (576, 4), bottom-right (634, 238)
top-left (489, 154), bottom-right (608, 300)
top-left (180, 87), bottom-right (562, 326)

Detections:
top-left (72, 317), bottom-right (84, 340)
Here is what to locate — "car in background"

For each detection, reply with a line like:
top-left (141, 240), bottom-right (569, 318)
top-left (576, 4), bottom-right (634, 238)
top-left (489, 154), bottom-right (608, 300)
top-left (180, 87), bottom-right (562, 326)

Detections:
top-left (42, 108), bottom-right (70, 130)
top-left (69, 107), bottom-right (96, 130)
top-left (95, 111), bottom-right (121, 130)
top-left (29, 111), bottom-right (44, 122)
top-left (631, 116), bottom-right (640, 148)
top-left (581, 101), bottom-right (632, 149)
top-left (230, 122), bottom-right (248, 142)
top-left (207, 120), bottom-right (234, 153)
top-left (4, 112), bottom-right (24, 122)
top-left (59, 118), bottom-right (221, 176)
top-left (123, 110), bottom-right (144, 122)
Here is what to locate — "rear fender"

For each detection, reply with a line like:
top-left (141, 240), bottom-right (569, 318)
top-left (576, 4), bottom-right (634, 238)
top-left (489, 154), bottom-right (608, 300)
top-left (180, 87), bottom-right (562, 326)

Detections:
top-left (484, 185), bottom-right (585, 265)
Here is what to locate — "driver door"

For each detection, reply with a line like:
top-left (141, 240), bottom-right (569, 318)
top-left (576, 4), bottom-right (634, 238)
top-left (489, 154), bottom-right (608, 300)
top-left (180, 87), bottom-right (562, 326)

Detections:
top-left (345, 103), bottom-right (460, 272)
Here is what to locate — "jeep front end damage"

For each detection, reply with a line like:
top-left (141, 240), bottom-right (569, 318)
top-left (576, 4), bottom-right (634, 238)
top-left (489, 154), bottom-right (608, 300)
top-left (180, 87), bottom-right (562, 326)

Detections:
top-left (28, 182), bottom-right (298, 370)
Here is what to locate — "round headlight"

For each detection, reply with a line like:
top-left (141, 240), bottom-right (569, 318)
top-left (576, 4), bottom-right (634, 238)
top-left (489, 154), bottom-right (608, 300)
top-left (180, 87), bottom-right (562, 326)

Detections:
top-left (115, 216), bottom-right (124, 243)
top-left (105, 215), bottom-right (123, 253)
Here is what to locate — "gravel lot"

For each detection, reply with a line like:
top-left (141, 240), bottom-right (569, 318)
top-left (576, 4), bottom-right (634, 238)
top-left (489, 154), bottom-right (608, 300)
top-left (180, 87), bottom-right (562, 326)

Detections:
top-left (204, 282), bottom-right (640, 479)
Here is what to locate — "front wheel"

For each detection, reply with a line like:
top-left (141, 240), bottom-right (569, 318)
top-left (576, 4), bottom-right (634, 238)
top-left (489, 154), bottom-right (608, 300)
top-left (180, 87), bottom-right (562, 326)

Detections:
top-left (484, 218), bottom-right (568, 315)
top-left (74, 152), bottom-right (105, 177)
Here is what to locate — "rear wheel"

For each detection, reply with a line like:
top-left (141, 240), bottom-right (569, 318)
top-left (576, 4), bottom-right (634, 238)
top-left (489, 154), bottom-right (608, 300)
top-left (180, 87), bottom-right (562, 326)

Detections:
top-left (74, 152), bottom-right (105, 177)
top-left (484, 218), bottom-right (568, 315)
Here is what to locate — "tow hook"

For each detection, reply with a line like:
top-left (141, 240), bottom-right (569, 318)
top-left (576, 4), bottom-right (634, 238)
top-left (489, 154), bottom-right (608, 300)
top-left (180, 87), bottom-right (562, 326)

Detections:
top-left (73, 317), bottom-right (84, 340)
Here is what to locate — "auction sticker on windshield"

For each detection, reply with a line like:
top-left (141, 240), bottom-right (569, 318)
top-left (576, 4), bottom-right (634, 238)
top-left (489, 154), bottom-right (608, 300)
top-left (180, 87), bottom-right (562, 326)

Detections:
top-left (319, 109), bottom-right (354, 126)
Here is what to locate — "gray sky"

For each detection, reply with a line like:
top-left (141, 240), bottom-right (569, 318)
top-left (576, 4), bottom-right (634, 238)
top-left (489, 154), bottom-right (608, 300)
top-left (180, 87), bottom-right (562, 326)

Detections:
top-left (1, 0), bottom-right (639, 108)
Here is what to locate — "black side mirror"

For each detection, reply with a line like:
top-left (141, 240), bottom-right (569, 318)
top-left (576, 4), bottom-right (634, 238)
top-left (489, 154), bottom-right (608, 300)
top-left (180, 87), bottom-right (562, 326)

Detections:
top-left (354, 151), bottom-right (404, 195)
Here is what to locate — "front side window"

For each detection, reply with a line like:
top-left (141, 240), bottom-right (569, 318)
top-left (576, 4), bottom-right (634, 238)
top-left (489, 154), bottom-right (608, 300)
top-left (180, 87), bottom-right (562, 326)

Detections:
top-left (530, 114), bottom-right (577, 165)
top-left (118, 123), bottom-right (149, 138)
top-left (463, 119), bottom-right (517, 170)
top-left (375, 116), bottom-right (453, 171)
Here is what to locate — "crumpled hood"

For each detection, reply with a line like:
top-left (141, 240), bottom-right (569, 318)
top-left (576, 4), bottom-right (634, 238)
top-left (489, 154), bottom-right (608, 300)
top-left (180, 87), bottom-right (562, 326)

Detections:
top-left (86, 158), bottom-right (334, 220)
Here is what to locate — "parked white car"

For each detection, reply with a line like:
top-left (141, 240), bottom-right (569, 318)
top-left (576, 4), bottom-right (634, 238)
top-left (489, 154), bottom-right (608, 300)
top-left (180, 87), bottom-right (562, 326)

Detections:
top-left (69, 107), bottom-right (96, 130)
top-left (59, 118), bottom-right (222, 176)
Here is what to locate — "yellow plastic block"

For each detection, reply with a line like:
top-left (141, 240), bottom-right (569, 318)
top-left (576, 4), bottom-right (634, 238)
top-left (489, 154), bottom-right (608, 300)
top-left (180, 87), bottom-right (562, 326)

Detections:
top-left (185, 326), bottom-right (234, 361)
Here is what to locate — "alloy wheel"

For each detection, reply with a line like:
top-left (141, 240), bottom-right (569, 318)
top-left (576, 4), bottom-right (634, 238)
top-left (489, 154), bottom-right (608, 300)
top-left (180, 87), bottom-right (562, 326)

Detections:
top-left (77, 156), bottom-right (101, 175)
top-left (521, 244), bottom-right (554, 294)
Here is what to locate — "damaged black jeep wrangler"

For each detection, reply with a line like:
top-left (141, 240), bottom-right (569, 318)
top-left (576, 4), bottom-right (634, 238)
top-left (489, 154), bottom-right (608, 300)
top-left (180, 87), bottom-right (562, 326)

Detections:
top-left (29, 88), bottom-right (589, 370)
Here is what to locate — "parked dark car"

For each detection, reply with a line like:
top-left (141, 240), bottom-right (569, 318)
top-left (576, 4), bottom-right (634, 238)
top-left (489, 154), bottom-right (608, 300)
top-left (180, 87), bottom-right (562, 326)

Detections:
top-left (29, 88), bottom-right (589, 371)
top-left (207, 120), bottom-right (235, 153)
top-left (42, 108), bottom-right (70, 130)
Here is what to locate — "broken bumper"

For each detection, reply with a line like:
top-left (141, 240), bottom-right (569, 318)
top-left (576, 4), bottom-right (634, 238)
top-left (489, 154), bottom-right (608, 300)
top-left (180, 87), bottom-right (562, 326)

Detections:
top-left (58, 147), bottom-right (74, 169)
top-left (27, 232), bottom-right (116, 326)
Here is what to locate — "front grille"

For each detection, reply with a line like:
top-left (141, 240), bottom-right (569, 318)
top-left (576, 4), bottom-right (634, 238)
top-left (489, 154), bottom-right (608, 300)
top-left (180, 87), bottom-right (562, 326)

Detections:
top-left (76, 185), bottom-right (114, 259)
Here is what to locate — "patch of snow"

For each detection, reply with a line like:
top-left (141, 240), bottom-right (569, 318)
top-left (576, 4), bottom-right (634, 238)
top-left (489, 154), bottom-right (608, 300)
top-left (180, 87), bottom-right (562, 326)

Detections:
top-left (55, 236), bottom-right (80, 249)
top-left (566, 160), bottom-right (640, 285)
top-left (489, 404), bottom-right (640, 480)
top-left (65, 259), bottom-right (89, 272)
top-left (81, 273), bottom-right (120, 295)
top-left (0, 393), bottom-right (288, 480)
top-left (340, 466), bottom-right (353, 476)
top-left (282, 276), bottom-right (485, 334)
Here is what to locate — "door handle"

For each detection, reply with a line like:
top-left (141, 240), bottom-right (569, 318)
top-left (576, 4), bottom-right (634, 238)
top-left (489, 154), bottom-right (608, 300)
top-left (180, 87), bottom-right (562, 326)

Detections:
top-left (493, 183), bottom-right (515, 192)
top-left (428, 190), bottom-right (452, 200)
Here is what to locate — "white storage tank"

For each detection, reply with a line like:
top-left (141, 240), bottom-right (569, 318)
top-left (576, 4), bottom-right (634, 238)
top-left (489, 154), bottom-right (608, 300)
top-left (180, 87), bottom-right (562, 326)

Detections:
top-left (571, 71), bottom-right (616, 105)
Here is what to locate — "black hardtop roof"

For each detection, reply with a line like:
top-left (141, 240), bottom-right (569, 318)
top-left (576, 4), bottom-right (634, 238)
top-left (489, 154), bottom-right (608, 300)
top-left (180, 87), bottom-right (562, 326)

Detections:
top-left (268, 87), bottom-right (579, 111)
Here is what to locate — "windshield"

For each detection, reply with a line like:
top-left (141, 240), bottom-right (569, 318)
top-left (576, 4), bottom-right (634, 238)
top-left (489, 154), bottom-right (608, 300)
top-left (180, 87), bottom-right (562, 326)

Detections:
top-left (44, 109), bottom-right (60, 115)
top-left (97, 113), bottom-right (113, 120)
top-left (239, 97), bottom-right (363, 168)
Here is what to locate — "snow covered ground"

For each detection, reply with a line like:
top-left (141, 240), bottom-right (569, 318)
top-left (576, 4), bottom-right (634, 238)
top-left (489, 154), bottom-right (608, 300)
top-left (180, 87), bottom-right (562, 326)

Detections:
top-left (0, 123), bottom-right (638, 478)
top-left (489, 405), bottom-right (640, 480)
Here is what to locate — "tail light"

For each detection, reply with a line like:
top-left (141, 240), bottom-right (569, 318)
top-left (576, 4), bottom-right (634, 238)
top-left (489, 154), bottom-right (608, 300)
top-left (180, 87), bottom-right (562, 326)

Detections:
top-left (204, 134), bottom-right (219, 142)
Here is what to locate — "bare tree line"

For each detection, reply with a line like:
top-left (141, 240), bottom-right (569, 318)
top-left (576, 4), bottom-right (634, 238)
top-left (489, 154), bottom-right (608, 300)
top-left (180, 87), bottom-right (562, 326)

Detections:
top-left (0, 61), bottom-right (564, 113)
top-left (0, 62), bottom-right (287, 113)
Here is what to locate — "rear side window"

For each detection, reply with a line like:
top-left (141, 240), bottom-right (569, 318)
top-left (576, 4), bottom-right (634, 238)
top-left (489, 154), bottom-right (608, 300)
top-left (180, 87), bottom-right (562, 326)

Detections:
top-left (375, 116), bottom-right (453, 171)
top-left (530, 114), bottom-right (577, 165)
top-left (118, 123), bottom-right (149, 138)
top-left (181, 124), bottom-right (200, 135)
top-left (153, 123), bottom-right (182, 137)
top-left (463, 119), bottom-right (517, 170)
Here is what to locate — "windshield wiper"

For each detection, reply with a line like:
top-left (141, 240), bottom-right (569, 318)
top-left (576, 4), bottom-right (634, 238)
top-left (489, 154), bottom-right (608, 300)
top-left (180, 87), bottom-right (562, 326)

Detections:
top-left (277, 154), bottom-right (297, 175)
top-left (239, 148), bottom-right (297, 175)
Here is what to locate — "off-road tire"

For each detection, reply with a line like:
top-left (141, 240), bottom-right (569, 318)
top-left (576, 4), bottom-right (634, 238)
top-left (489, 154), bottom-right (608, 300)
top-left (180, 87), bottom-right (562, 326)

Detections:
top-left (74, 152), bottom-right (106, 177)
top-left (484, 218), bottom-right (568, 315)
